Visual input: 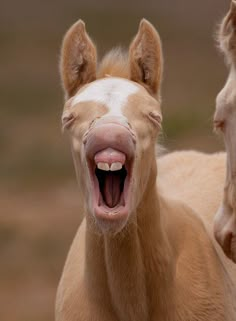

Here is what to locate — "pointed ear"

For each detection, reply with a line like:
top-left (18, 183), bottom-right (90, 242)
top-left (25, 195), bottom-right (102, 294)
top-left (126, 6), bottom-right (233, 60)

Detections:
top-left (129, 19), bottom-right (163, 96)
top-left (218, 1), bottom-right (236, 61)
top-left (60, 20), bottom-right (97, 99)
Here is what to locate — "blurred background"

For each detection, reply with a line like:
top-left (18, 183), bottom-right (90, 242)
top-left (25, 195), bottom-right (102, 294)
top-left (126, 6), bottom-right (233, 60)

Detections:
top-left (0, 0), bottom-right (229, 320)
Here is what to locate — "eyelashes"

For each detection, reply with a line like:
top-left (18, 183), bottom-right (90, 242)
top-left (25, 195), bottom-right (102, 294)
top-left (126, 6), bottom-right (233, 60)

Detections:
top-left (62, 111), bottom-right (76, 131)
top-left (147, 111), bottom-right (162, 130)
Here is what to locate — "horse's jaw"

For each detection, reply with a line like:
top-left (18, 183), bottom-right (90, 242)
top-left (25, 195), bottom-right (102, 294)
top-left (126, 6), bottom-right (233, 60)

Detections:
top-left (84, 122), bottom-right (136, 234)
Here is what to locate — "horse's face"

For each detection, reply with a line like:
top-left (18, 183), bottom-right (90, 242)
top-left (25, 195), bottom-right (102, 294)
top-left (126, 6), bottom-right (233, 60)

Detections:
top-left (60, 20), bottom-right (163, 234)
top-left (63, 77), bottom-right (161, 233)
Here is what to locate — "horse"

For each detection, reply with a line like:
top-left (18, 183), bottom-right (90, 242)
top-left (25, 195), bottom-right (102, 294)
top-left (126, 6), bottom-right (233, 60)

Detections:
top-left (55, 4), bottom-right (236, 321)
top-left (214, 0), bottom-right (236, 265)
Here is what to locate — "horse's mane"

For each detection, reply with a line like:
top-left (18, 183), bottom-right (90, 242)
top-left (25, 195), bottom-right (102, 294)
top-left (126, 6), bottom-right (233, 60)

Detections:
top-left (97, 47), bottom-right (129, 79)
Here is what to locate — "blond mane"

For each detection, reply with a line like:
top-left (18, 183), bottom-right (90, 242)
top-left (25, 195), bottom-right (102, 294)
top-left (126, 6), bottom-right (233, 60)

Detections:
top-left (97, 48), bottom-right (129, 79)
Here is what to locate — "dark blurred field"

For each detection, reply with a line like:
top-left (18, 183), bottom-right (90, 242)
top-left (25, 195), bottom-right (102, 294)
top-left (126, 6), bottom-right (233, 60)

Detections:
top-left (0, 1), bottom-right (229, 320)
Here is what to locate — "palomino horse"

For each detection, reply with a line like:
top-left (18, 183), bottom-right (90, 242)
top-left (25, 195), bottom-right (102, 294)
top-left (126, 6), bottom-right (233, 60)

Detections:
top-left (56, 4), bottom-right (236, 321)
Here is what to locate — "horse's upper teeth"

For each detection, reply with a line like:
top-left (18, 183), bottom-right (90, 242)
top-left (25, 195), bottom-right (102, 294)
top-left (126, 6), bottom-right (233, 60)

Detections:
top-left (97, 162), bottom-right (123, 171)
top-left (110, 162), bottom-right (122, 171)
top-left (97, 162), bottom-right (110, 171)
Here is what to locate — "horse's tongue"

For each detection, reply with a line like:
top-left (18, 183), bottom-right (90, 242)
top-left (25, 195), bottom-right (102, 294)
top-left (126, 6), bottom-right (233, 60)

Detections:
top-left (104, 172), bottom-right (121, 208)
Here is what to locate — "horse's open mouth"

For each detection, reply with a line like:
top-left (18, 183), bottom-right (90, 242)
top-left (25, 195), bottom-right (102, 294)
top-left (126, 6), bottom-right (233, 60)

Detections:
top-left (88, 147), bottom-right (133, 220)
top-left (95, 166), bottom-right (127, 208)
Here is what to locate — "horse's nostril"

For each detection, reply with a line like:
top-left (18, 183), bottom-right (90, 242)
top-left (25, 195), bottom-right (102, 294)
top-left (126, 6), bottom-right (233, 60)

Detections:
top-left (213, 119), bottom-right (225, 132)
top-left (82, 131), bottom-right (90, 144)
top-left (89, 117), bottom-right (101, 129)
top-left (127, 122), bottom-right (132, 129)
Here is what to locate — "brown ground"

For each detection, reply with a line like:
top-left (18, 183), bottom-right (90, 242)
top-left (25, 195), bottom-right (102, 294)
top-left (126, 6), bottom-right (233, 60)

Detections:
top-left (0, 0), bottom-right (229, 320)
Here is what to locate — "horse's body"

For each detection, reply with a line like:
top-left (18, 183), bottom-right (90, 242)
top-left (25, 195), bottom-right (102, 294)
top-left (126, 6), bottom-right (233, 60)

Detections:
top-left (56, 150), bottom-right (236, 321)
top-left (56, 4), bottom-right (236, 321)
top-left (158, 151), bottom-right (236, 281)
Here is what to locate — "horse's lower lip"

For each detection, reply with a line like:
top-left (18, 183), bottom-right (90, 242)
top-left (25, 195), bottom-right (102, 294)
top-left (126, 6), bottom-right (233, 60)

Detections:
top-left (94, 204), bottom-right (129, 222)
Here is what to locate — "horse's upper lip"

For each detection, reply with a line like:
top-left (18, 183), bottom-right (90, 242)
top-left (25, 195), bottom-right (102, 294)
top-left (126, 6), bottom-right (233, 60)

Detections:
top-left (84, 123), bottom-right (136, 162)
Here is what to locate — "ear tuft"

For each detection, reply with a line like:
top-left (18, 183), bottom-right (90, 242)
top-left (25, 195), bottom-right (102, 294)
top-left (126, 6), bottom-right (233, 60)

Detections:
top-left (139, 18), bottom-right (153, 32)
top-left (232, 0), bottom-right (236, 10)
top-left (230, 0), bottom-right (236, 26)
top-left (60, 20), bottom-right (97, 99)
top-left (76, 19), bottom-right (85, 31)
top-left (129, 19), bottom-right (163, 96)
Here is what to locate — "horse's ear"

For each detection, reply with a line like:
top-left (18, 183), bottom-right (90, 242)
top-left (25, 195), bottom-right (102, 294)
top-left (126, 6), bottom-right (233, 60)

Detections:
top-left (129, 19), bottom-right (163, 96)
top-left (60, 20), bottom-right (97, 99)
top-left (218, 1), bottom-right (236, 62)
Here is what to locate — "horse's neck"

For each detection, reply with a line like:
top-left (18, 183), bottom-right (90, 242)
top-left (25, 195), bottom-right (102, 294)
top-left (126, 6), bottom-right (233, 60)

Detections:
top-left (85, 183), bottom-right (176, 321)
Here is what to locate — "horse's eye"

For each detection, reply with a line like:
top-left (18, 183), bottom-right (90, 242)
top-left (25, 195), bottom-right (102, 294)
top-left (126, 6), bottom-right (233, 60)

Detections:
top-left (61, 112), bottom-right (76, 131)
top-left (148, 111), bottom-right (162, 129)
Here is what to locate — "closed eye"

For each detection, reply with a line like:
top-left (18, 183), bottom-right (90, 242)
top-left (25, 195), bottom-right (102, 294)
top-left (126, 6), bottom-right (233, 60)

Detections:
top-left (147, 111), bottom-right (162, 129)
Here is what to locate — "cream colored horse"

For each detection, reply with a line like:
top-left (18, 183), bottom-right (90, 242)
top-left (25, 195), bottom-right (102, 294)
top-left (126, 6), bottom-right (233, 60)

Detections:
top-left (214, 0), bottom-right (236, 265)
top-left (56, 3), bottom-right (236, 321)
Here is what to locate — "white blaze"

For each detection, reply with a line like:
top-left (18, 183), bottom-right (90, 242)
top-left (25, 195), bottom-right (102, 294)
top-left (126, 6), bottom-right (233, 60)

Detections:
top-left (72, 77), bottom-right (139, 117)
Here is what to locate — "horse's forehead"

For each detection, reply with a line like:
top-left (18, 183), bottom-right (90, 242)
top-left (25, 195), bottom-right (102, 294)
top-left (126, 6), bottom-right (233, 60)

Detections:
top-left (71, 78), bottom-right (140, 114)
